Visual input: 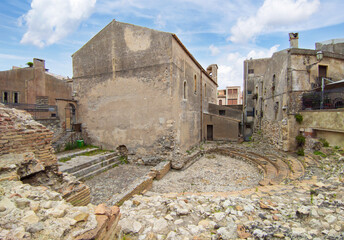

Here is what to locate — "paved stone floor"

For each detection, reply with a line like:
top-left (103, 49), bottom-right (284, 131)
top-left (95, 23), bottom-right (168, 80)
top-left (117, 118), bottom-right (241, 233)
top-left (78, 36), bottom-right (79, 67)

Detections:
top-left (150, 154), bottom-right (262, 194)
top-left (84, 164), bottom-right (151, 205)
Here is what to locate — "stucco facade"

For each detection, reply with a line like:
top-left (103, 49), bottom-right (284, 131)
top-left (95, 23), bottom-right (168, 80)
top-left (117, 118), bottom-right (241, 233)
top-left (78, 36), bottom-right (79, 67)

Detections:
top-left (244, 35), bottom-right (344, 150)
top-left (72, 21), bottom-right (217, 159)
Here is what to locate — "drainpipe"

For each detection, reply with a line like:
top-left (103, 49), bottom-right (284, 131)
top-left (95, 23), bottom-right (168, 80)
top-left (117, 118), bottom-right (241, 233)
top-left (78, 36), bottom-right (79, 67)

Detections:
top-left (243, 60), bottom-right (248, 139)
top-left (200, 69), bottom-right (203, 141)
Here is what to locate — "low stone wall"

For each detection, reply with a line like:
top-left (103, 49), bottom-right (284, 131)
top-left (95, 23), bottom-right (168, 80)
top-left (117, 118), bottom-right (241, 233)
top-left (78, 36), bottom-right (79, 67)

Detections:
top-left (300, 109), bottom-right (344, 148)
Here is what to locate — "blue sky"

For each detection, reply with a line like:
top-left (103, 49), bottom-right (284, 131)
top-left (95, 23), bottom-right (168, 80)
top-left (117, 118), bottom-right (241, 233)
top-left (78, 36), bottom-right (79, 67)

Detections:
top-left (0, 0), bottom-right (344, 89)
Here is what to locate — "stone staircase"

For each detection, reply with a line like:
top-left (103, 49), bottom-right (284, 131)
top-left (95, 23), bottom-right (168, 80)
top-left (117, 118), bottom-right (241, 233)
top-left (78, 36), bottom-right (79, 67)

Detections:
top-left (206, 146), bottom-right (312, 186)
top-left (59, 152), bottom-right (122, 181)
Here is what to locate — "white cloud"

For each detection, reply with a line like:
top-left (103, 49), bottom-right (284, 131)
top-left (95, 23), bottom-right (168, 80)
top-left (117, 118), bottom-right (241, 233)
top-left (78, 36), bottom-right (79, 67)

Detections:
top-left (209, 44), bottom-right (220, 56)
top-left (20, 0), bottom-right (96, 47)
top-left (154, 14), bottom-right (166, 28)
top-left (229, 0), bottom-right (320, 43)
top-left (217, 45), bottom-right (280, 89)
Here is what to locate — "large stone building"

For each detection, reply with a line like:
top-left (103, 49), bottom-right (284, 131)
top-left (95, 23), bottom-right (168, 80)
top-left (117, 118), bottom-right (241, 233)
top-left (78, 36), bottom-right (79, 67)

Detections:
top-left (244, 33), bottom-right (344, 149)
top-left (73, 20), bottom-right (238, 160)
top-left (0, 58), bottom-right (76, 132)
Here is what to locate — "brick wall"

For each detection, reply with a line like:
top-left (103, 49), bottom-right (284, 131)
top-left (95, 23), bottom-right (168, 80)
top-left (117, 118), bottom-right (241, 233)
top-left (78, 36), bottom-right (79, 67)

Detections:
top-left (0, 104), bottom-right (57, 167)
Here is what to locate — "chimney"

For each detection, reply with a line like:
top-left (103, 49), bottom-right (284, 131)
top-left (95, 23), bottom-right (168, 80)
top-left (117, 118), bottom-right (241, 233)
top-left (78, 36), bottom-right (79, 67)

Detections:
top-left (289, 33), bottom-right (299, 48)
top-left (206, 64), bottom-right (218, 83)
top-left (33, 58), bottom-right (45, 69)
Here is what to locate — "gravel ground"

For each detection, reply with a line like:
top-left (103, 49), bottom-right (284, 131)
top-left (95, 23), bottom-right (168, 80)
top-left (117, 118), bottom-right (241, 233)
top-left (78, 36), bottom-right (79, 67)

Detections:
top-left (84, 164), bottom-right (151, 205)
top-left (150, 154), bottom-right (263, 193)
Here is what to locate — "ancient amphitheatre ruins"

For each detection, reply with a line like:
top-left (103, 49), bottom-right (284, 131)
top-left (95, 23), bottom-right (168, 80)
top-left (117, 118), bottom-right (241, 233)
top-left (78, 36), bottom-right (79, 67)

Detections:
top-left (1, 20), bottom-right (344, 240)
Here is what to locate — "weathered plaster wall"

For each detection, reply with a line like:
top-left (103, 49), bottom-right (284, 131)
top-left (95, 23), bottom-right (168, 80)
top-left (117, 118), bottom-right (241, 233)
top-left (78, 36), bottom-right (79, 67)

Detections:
top-left (171, 37), bottom-right (201, 152)
top-left (300, 110), bottom-right (344, 147)
top-left (203, 113), bottom-right (239, 141)
top-left (73, 21), bottom-right (175, 157)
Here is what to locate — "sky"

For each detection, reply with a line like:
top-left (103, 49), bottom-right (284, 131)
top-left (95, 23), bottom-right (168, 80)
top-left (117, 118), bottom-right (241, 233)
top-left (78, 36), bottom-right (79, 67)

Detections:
top-left (0, 0), bottom-right (344, 89)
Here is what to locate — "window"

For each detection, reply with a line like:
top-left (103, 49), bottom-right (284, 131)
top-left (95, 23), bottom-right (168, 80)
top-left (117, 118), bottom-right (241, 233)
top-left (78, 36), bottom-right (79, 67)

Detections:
top-left (183, 81), bottom-right (187, 99)
top-left (219, 99), bottom-right (222, 105)
top-left (204, 83), bottom-right (207, 97)
top-left (247, 90), bottom-right (252, 95)
top-left (2, 91), bottom-right (9, 103)
top-left (13, 92), bottom-right (19, 104)
top-left (272, 74), bottom-right (276, 92)
top-left (219, 110), bottom-right (226, 116)
top-left (248, 69), bottom-right (254, 74)
top-left (194, 75), bottom-right (197, 94)
top-left (318, 65), bottom-right (327, 78)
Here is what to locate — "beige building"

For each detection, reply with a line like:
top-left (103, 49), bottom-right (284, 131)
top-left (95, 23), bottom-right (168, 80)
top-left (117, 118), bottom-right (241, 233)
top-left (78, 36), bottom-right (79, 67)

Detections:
top-left (0, 58), bottom-right (76, 131)
top-left (72, 20), bottom-right (222, 160)
top-left (244, 33), bottom-right (344, 149)
top-left (217, 86), bottom-right (242, 105)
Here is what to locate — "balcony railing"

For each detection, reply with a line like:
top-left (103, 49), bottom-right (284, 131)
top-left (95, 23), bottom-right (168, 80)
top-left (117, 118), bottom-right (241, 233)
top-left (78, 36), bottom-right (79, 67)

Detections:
top-left (302, 88), bottom-right (344, 110)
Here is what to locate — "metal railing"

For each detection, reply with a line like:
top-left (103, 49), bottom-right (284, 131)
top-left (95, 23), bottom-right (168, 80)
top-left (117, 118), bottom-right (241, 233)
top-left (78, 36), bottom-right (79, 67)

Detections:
top-left (302, 88), bottom-right (344, 110)
top-left (2, 102), bottom-right (58, 119)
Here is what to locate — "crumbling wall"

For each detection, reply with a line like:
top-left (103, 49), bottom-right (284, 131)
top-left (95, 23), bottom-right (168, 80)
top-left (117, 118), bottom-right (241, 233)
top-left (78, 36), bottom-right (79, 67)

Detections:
top-left (0, 104), bottom-right (121, 239)
top-left (0, 104), bottom-right (89, 206)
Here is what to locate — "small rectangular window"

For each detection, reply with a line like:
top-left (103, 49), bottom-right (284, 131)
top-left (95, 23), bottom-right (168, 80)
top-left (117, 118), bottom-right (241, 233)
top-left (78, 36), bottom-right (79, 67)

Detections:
top-left (13, 92), bottom-right (19, 104)
top-left (2, 91), bottom-right (9, 103)
top-left (247, 90), bottom-right (252, 95)
top-left (248, 69), bottom-right (254, 74)
top-left (219, 110), bottom-right (226, 116)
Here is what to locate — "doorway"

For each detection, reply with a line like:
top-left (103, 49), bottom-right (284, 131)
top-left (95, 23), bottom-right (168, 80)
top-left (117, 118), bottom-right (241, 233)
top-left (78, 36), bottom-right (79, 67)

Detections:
top-left (207, 125), bottom-right (213, 141)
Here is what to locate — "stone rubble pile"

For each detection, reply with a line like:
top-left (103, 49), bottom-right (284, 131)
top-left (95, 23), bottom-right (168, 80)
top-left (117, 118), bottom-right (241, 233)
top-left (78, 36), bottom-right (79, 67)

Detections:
top-left (117, 143), bottom-right (344, 240)
top-left (118, 176), bottom-right (344, 239)
top-left (0, 180), bottom-right (120, 239)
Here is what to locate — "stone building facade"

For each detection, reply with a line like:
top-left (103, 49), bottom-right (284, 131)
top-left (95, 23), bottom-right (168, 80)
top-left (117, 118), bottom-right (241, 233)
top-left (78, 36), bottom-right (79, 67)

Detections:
top-left (244, 34), bottom-right (344, 150)
top-left (0, 58), bottom-right (76, 132)
top-left (72, 20), bottom-right (218, 159)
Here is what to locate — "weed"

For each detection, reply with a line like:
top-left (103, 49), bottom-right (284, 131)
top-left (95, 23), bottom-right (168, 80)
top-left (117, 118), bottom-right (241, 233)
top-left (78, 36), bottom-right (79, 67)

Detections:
top-left (334, 146), bottom-right (340, 150)
top-left (296, 148), bottom-right (304, 156)
top-left (80, 149), bottom-right (108, 156)
top-left (59, 157), bottom-right (72, 162)
top-left (119, 156), bottom-right (128, 164)
top-left (206, 154), bottom-right (216, 159)
top-left (186, 150), bottom-right (191, 155)
top-left (314, 151), bottom-right (327, 158)
top-left (255, 187), bottom-right (258, 192)
top-left (295, 134), bottom-right (305, 146)
top-left (294, 113), bottom-right (303, 124)
top-left (310, 194), bottom-right (314, 204)
top-left (64, 141), bottom-right (78, 151)
top-left (319, 138), bottom-right (329, 147)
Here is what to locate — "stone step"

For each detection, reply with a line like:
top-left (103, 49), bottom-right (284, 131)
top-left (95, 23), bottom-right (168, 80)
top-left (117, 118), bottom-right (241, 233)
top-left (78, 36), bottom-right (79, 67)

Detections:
top-left (59, 152), bottom-right (118, 174)
top-left (73, 156), bottom-right (121, 179)
top-left (286, 156), bottom-right (305, 180)
top-left (77, 159), bottom-right (121, 182)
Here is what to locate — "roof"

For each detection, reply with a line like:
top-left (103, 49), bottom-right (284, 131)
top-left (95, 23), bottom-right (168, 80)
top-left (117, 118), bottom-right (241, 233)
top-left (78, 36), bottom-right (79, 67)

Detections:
top-left (172, 34), bottom-right (217, 86)
top-left (73, 20), bottom-right (218, 86)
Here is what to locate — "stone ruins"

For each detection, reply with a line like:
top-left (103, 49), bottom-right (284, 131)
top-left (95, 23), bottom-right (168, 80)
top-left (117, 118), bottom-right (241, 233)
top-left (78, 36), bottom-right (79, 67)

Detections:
top-left (1, 21), bottom-right (344, 240)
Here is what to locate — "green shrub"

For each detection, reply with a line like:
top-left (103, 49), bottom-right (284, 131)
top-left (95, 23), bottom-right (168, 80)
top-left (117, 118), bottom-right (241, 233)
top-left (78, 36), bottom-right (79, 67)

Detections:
top-left (295, 114), bottom-right (303, 124)
top-left (64, 141), bottom-right (78, 151)
top-left (296, 134), bottom-right (305, 146)
top-left (319, 138), bottom-right (329, 147)
top-left (26, 62), bottom-right (33, 67)
top-left (297, 148), bottom-right (304, 156)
